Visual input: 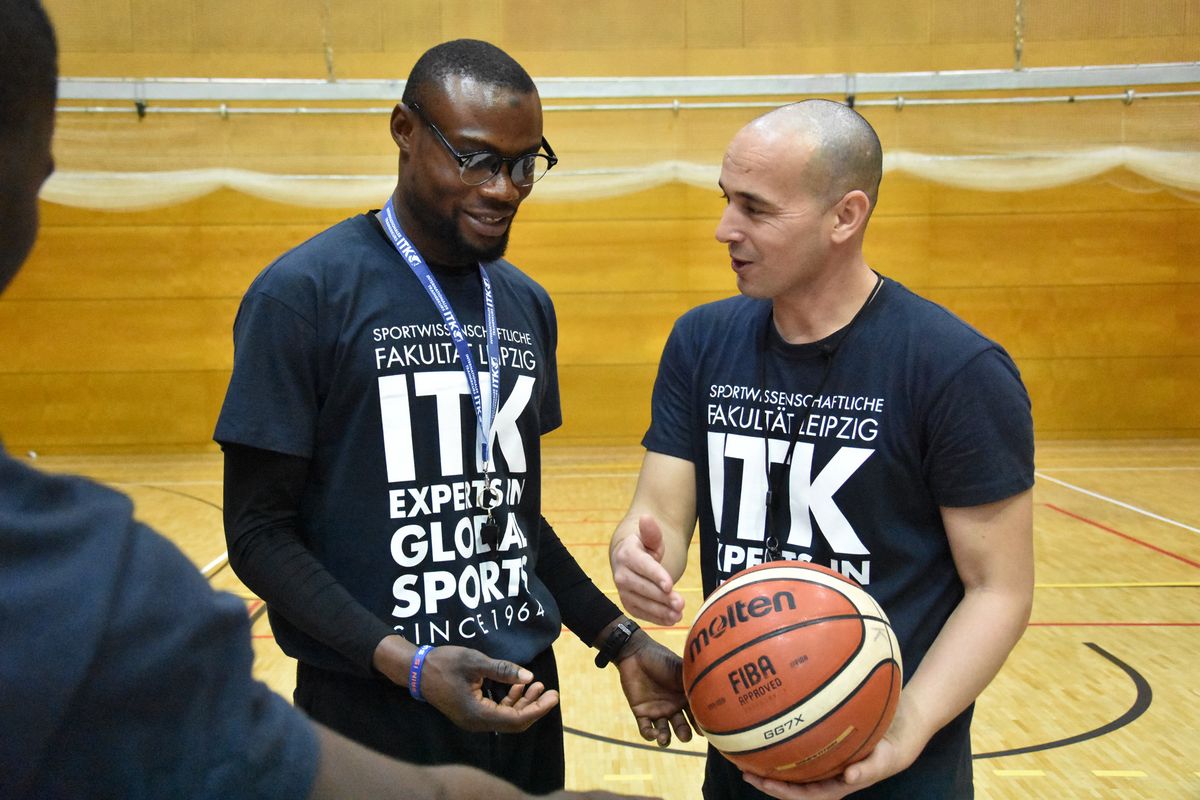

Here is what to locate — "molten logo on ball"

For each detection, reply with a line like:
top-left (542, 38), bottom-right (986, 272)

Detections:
top-left (682, 562), bottom-right (902, 784)
top-left (687, 590), bottom-right (796, 661)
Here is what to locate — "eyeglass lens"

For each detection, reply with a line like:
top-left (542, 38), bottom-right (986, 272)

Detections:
top-left (460, 152), bottom-right (552, 187)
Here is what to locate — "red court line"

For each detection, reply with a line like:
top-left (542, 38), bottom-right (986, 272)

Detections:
top-left (1043, 502), bottom-right (1200, 569)
top-left (246, 599), bottom-right (263, 616)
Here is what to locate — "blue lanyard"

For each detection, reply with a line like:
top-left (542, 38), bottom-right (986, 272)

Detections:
top-left (380, 199), bottom-right (502, 471)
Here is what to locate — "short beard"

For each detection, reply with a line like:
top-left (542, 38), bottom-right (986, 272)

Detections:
top-left (404, 186), bottom-right (511, 265)
top-left (465, 226), bottom-right (510, 263)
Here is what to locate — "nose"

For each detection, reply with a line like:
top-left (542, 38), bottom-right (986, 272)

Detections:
top-left (479, 164), bottom-right (522, 203)
top-left (715, 204), bottom-right (741, 244)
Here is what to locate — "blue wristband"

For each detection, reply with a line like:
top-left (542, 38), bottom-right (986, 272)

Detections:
top-left (408, 645), bottom-right (433, 702)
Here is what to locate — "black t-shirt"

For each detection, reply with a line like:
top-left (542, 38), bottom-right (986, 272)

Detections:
top-left (215, 214), bottom-right (565, 670)
top-left (644, 277), bottom-right (1034, 798)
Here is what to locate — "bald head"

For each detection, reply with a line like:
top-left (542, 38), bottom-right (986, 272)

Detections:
top-left (744, 99), bottom-right (882, 213)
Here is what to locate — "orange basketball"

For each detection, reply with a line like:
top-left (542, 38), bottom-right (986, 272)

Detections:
top-left (682, 561), bottom-right (902, 783)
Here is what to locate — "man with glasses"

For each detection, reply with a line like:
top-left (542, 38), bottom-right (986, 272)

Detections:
top-left (214, 39), bottom-right (690, 794)
top-left (2, 8), bottom-right (661, 799)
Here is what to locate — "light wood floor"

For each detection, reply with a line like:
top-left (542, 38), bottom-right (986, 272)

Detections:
top-left (26, 440), bottom-right (1200, 799)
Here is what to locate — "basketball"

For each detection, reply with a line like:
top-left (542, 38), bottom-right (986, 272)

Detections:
top-left (682, 561), bottom-right (902, 783)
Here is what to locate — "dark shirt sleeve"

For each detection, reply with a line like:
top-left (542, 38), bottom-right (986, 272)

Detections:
top-left (222, 442), bottom-right (394, 673)
top-left (642, 315), bottom-right (699, 461)
top-left (534, 516), bottom-right (622, 645)
top-left (0, 454), bottom-right (319, 800)
top-left (924, 347), bottom-right (1036, 508)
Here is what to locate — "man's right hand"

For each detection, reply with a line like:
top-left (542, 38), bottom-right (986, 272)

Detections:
top-left (374, 637), bottom-right (558, 732)
top-left (419, 645), bottom-right (559, 732)
top-left (610, 514), bottom-right (686, 626)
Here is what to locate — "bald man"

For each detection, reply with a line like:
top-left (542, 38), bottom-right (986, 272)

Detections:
top-left (610, 100), bottom-right (1035, 799)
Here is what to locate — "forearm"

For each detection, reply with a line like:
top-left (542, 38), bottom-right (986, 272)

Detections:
top-left (223, 443), bottom-right (394, 673)
top-left (894, 490), bottom-right (1037, 751)
top-left (609, 450), bottom-right (697, 583)
top-left (536, 516), bottom-right (623, 645)
top-left (308, 722), bottom-right (529, 800)
top-left (896, 583), bottom-right (1032, 751)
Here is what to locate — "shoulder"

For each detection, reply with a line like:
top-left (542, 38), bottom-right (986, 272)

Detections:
top-left (237, 215), bottom-right (380, 325)
top-left (0, 451), bottom-right (209, 617)
top-left (248, 215), bottom-right (378, 293)
top-left (876, 279), bottom-right (1015, 368)
top-left (0, 450), bottom-right (136, 553)
top-left (870, 278), bottom-right (1027, 408)
top-left (667, 295), bottom-right (766, 354)
top-left (677, 294), bottom-right (764, 333)
top-left (880, 280), bottom-right (998, 350)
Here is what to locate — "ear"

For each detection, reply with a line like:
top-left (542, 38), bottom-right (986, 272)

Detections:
top-left (390, 102), bottom-right (416, 150)
top-left (830, 190), bottom-right (871, 244)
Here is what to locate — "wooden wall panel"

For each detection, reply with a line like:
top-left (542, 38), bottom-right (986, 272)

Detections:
top-left (43, 0), bottom-right (1200, 76)
top-left (930, 0), bottom-right (1016, 43)
top-left (0, 371), bottom-right (229, 452)
top-left (554, 292), bottom-right (723, 366)
top-left (553, 357), bottom-right (1200, 445)
top-left (744, 0), bottom-right (933, 47)
top-left (553, 364), bottom-right (658, 446)
top-left (512, 218), bottom-right (707, 295)
top-left (1021, 356), bottom-right (1200, 438)
top-left (4, 1), bottom-right (1196, 452)
top-left (922, 285), bottom-right (1200, 359)
top-left (870, 210), bottom-right (1199, 287)
top-left (8, 184), bottom-right (1198, 449)
top-left (4, 224), bottom-right (320, 300)
top-left (0, 299), bottom-right (235, 372)
top-left (504, 1), bottom-right (688, 51)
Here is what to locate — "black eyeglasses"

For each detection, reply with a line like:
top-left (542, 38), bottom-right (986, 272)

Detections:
top-left (409, 102), bottom-right (558, 187)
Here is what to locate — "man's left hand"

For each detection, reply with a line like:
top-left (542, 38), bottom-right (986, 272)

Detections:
top-left (613, 631), bottom-right (694, 747)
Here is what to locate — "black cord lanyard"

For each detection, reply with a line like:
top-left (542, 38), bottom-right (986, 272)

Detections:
top-left (759, 272), bottom-right (884, 562)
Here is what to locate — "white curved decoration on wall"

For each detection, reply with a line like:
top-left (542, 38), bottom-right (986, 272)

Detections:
top-left (43, 64), bottom-right (1200, 210)
top-left (40, 148), bottom-right (1200, 211)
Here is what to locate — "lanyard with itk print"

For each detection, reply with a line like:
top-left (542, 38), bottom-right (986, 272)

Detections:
top-left (379, 199), bottom-right (504, 525)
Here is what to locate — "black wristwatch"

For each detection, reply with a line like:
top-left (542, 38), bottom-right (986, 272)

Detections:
top-left (594, 619), bottom-right (639, 668)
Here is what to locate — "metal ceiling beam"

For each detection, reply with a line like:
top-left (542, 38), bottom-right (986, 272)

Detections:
top-left (57, 62), bottom-right (1200, 103)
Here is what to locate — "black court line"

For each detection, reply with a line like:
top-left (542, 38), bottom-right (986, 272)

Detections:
top-left (130, 483), bottom-right (231, 579)
top-left (974, 641), bottom-right (1151, 759)
top-left (128, 482), bottom-right (224, 514)
top-left (563, 726), bottom-right (706, 758)
top-left (565, 641), bottom-right (1152, 761)
top-left (249, 602), bottom-right (269, 625)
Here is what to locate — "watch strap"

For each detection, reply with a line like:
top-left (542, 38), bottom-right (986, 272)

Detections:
top-left (594, 619), bottom-right (639, 668)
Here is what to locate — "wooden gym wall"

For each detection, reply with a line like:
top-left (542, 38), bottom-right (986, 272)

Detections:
top-left (1, 0), bottom-right (1197, 453)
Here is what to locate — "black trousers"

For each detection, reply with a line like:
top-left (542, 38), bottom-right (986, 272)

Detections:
top-left (295, 647), bottom-right (565, 795)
